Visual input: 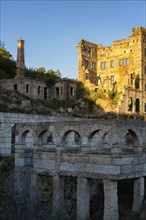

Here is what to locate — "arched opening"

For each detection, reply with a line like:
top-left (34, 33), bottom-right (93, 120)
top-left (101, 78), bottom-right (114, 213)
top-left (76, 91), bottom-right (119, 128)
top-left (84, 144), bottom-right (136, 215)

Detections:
top-left (21, 130), bottom-right (33, 166)
top-left (61, 130), bottom-right (81, 147)
top-left (88, 130), bottom-right (102, 151)
top-left (38, 130), bottom-right (53, 144)
top-left (21, 130), bottom-right (33, 148)
top-left (135, 98), bottom-right (140, 112)
top-left (125, 129), bottom-right (138, 148)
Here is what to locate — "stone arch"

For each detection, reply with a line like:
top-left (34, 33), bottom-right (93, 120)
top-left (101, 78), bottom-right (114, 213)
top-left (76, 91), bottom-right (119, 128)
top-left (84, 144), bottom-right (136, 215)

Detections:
top-left (85, 124), bottom-right (110, 148)
top-left (125, 129), bottom-right (139, 148)
top-left (61, 130), bottom-right (81, 147)
top-left (21, 129), bottom-right (34, 148)
top-left (59, 125), bottom-right (81, 144)
top-left (88, 129), bottom-right (109, 150)
top-left (38, 130), bottom-right (53, 144)
top-left (121, 124), bottom-right (142, 145)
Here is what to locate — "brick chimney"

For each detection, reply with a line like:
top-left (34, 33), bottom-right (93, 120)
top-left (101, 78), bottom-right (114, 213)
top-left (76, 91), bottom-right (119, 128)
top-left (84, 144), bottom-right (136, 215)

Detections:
top-left (16, 39), bottom-right (25, 76)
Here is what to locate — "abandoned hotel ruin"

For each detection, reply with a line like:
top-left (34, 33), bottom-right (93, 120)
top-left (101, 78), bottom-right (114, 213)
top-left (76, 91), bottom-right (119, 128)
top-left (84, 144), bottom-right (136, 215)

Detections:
top-left (77, 26), bottom-right (146, 114)
top-left (0, 27), bottom-right (146, 220)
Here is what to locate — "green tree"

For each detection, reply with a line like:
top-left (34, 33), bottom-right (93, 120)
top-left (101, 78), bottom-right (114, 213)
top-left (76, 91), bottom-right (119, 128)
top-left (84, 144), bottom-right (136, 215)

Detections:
top-left (37, 67), bottom-right (46, 73)
top-left (0, 43), bottom-right (16, 79)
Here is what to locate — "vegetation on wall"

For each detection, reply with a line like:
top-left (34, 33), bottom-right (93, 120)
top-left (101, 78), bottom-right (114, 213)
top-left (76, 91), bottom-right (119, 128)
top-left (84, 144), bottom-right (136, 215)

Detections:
top-left (0, 42), bottom-right (61, 87)
top-left (0, 156), bottom-right (14, 173)
top-left (24, 68), bottom-right (61, 87)
top-left (38, 171), bottom-right (53, 203)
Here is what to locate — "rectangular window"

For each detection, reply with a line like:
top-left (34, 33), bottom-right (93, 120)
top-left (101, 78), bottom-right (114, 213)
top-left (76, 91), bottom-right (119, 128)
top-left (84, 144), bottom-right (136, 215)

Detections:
top-left (111, 76), bottom-right (115, 83)
top-left (70, 87), bottom-right (74, 96)
top-left (110, 60), bottom-right (114, 68)
top-left (38, 86), bottom-right (40, 95)
top-left (44, 87), bottom-right (47, 99)
top-left (120, 58), bottom-right (129, 66)
top-left (91, 62), bottom-right (96, 70)
top-left (14, 84), bottom-right (17, 91)
top-left (26, 84), bottom-right (29, 93)
top-left (126, 58), bottom-right (129, 65)
top-left (87, 47), bottom-right (92, 57)
top-left (84, 60), bottom-right (89, 69)
top-left (119, 59), bottom-right (123, 66)
top-left (101, 61), bottom-right (106, 69)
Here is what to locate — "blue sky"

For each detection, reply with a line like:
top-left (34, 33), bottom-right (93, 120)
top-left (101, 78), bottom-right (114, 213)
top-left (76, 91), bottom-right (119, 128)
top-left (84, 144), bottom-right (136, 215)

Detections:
top-left (1, 0), bottom-right (146, 79)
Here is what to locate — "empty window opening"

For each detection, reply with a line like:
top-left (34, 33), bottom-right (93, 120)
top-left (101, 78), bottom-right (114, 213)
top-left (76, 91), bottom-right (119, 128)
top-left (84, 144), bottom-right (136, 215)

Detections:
top-left (70, 87), bottom-right (74, 96)
top-left (61, 130), bottom-right (81, 147)
top-left (56, 87), bottom-right (59, 96)
top-left (125, 129), bottom-right (138, 148)
top-left (101, 62), bottom-right (106, 69)
top-left (130, 74), bottom-right (134, 84)
top-left (44, 87), bottom-right (47, 99)
top-left (38, 86), bottom-right (40, 95)
top-left (26, 84), bottom-right (29, 93)
top-left (135, 98), bottom-right (140, 112)
top-left (87, 47), bottom-right (92, 57)
top-left (111, 76), bottom-right (115, 83)
top-left (14, 84), bottom-right (17, 91)
top-left (91, 62), bottom-right (96, 70)
top-left (128, 97), bottom-right (133, 112)
top-left (84, 60), bottom-right (89, 69)
top-left (119, 58), bottom-right (129, 66)
top-left (135, 76), bottom-right (140, 89)
top-left (110, 60), bottom-right (114, 68)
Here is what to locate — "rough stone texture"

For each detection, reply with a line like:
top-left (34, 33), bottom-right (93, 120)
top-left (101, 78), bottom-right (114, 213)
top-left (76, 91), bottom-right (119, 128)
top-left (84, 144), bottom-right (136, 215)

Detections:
top-left (77, 177), bottom-right (90, 220)
top-left (77, 26), bottom-right (146, 114)
top-left (103, 179), bottom-right (119, 220)
top-left (0, 77), bottom-right (77, 101)
top-left (132, 177), bottom-right (145, 213)
top-left (1, 113), bottom-right (146, 220)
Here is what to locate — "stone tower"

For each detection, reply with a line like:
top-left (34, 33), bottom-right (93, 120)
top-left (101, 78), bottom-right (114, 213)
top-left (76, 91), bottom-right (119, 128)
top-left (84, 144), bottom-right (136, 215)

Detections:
top-left (16, 39), bottom-right (25, 76)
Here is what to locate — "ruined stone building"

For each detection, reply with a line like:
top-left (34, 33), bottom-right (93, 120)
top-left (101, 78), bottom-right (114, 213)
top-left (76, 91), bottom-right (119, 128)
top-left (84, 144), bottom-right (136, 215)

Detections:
top-left (77, 26), bottom-right (146, 114)
top-left (0, 40), bottom-right (77, 101)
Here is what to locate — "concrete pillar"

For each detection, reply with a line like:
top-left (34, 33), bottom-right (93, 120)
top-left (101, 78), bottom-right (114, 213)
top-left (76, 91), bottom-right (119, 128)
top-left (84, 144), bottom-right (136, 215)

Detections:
top-left (77, 177), bottom-right (90, 220)
top-left (103, 179), bottom-right (119, 220)
top-left (52, 175), bottom-right (64, 215)
top-left (132, 177), bottom-right (144, 213)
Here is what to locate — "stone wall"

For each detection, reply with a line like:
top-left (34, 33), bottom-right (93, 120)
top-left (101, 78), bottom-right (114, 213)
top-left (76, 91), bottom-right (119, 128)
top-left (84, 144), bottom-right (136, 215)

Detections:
top-left (77, 26), bottom-right (146, 114)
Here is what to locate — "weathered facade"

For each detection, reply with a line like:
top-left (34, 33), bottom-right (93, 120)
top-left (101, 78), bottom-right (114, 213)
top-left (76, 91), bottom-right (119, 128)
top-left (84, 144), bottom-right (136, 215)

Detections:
top-left (77, 26), bottom-right (146, 114)
top-left (0, 39), bottom-right (77, 101)
top-left (0, 77), bottom-right (77, 100)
